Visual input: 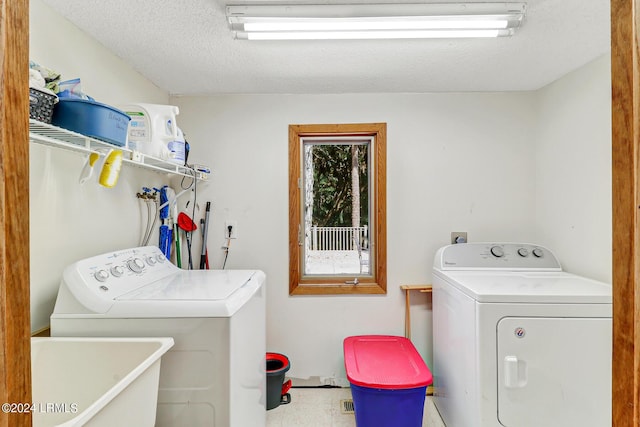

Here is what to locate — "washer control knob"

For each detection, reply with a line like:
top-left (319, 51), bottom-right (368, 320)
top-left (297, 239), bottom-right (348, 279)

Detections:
top-left (532, 248), bottom-right (544, 258)
top-left (517, 248), bottom-right (529, 257)
top-left (490, 246), bottom-right (504, 258)
top-left (146, 256), bottom-right (157, 266)
top-left (110, 265), bottom-right (125, 277)
top-left (127, 258), bottom-right (145, 273)
top-left (94, 269), bottom-right (109, 282)
top-left (156, 254), bottom-right (166, 263)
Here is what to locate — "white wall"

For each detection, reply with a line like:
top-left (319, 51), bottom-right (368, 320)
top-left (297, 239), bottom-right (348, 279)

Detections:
top-left (172, 93), bottom-right (539, 384)
top-left (28, 0), bottom-right (612, 383)
top-left (29, 0), bottom-right (170, 332)
top-left (534, 55), bottom-right (612, 283)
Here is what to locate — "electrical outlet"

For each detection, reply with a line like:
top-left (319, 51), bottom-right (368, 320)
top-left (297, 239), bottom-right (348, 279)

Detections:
top-left (225, 220), bottom-right (238, 239)
top-left (451, 232), bottom-right (467, 244)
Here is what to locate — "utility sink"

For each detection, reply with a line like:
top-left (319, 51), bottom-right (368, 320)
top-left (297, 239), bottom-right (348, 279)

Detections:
top-left (31, 337), bottom-right (173, 427)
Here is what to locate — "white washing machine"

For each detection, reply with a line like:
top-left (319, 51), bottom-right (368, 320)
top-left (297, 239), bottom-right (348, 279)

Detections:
top-left (50, 246), bottom-right (266, 427)
top-left (432, 243), bottom-right (611, 427)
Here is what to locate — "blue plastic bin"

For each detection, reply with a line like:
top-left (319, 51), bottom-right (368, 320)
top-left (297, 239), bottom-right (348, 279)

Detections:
top-left (52, 98), bottom-right (130, 147)
top-left (344, 335), bottom-right (433, 427)
top-left (350, 384), bottom-right (427, 427)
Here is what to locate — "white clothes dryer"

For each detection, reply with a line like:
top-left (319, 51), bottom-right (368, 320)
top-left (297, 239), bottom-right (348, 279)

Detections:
top-left (50, 246), bottom-right (266, 427)
top-left (432, 243), bottom-right (611, 427)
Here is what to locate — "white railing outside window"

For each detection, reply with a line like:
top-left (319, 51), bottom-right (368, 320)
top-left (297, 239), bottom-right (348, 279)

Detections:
top-left (310, 225), bottom-right (368, 251)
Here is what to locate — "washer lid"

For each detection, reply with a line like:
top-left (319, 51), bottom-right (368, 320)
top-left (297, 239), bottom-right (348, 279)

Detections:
top-left (117, 270), bottom-right (256, 301)
top-left (435, 271), bottom-right (611, 304)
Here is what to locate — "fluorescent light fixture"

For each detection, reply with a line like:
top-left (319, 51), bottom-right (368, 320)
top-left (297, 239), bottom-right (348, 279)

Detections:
top-left (226, 3), bottom-right (526, 40)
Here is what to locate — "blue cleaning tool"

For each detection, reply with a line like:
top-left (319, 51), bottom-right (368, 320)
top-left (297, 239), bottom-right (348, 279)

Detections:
top-left (160, 186), bottom-right (169, 220)
top-left (158, 186), bottom-right (171, 259)
top-left (167, 227), bottom-right (173, 259)
top-left (159, 225), bottom-right (171, 260)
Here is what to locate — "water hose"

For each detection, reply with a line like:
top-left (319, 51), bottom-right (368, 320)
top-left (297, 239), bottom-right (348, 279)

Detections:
top-left (138, 187), bottom-right (158, 246)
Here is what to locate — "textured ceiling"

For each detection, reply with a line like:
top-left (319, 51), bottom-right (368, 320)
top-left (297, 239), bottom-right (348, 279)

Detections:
top-left (41, 0), bottom-right (610, 95)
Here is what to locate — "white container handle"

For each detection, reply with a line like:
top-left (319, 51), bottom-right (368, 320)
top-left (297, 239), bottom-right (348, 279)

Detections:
top-left (167, 106), bottom-right (179, 139)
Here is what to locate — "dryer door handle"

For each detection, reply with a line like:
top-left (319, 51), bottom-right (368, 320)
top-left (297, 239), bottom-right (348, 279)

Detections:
top-left (504, 355), bottom-right (527, 388)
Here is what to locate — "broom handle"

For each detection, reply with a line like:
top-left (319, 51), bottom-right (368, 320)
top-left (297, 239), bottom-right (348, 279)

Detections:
top-left (200, 202), bottom-right (211, 269)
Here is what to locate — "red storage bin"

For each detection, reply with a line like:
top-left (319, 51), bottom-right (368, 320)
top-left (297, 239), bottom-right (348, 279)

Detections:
top-left (344, 335), bottom-right (433, 427)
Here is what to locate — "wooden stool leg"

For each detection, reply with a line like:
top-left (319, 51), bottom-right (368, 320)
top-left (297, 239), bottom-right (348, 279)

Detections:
top-left (405, 289), bottom-right (411, 339)
top-left (401, 285), bottom-right (432, 340)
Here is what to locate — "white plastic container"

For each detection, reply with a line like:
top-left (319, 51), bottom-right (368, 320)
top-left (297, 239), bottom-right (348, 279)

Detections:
top-left (31, 337), bottom-right (173, 427)
top-left (120, 103), bottom-right (179, 159)
top-left (167, 127), bottom-right (186, 165)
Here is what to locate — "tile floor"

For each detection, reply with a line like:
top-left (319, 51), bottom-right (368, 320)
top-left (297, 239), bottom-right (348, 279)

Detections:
top-left (266, 387), bottom-right (445, 427)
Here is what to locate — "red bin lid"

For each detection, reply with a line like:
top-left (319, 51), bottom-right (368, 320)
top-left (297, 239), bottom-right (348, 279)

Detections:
top-left (343, 335), bottom-right (433, 389)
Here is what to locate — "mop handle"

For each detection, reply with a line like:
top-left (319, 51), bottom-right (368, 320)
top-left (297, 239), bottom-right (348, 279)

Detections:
top-left (200, 202), bottom-right (211, 269)
top-left (186, 232), bottom-right (193, 270)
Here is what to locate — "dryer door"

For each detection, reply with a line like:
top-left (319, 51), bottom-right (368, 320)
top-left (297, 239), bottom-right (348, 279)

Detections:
top-left (496, 317), bottom-right (611, 427)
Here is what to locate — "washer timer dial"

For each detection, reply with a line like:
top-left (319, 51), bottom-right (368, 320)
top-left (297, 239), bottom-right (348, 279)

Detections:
top-left (490, 246), bottom-right (504, 258)
top-left (110, 265), bottom-right (125, 277)
top-left (94, 269), bottom-right (109, 282)
top-left (127, 258), bottom-right (145, 273)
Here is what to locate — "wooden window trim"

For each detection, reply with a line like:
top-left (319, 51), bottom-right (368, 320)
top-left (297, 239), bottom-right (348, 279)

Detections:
top-left (289, 123), bottom-right (387, 295)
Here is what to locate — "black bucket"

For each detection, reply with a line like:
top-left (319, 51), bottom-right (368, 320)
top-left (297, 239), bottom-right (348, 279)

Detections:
top-left (266, 352), bottom-right (291, 410)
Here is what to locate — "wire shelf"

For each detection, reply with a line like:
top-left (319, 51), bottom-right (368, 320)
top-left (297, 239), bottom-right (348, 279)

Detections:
top-left (29, 119), bottom-right (207, 180)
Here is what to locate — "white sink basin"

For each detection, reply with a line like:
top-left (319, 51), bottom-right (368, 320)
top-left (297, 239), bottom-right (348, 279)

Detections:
top-left (31, 337), bottom-right (173, 427)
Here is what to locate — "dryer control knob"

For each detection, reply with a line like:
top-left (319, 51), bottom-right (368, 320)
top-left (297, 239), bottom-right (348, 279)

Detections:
top-left (532, 248), bottom-right (544, 258)
top-left (128, 258), bottom-right (145, 273)
top-left (156, 254), bottom-right (166, 263)
top-left (110, 265), bottom-right (125, 277)
top-left (517, 248), bottom-right (529, 257)
top-left (94, 269), bottom-right (109, 282)
top-left (146, 256), bottom-right (157, 266)
top-left (490, 246), bottom-right (504, 258)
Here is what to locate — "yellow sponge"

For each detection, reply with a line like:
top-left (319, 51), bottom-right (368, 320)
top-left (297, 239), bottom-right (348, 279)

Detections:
top-left (99, 149), bottom-right (123, 188)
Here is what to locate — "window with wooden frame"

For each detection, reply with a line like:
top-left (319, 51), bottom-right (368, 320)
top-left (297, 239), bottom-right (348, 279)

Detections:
top-left (289, 123), bottom-right (387, 295)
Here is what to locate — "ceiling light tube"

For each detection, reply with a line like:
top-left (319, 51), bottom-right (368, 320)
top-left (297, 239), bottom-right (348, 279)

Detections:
top-left (242, 29), bottom-right (505, 41)
top-left (241, 18), bottom-right (511, 32)
top-left (226, 3), bottom-right (526, 40)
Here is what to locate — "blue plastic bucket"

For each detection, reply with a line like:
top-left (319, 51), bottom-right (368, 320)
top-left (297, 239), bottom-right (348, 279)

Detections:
top-left (52, 98), bottom-right (130, 147)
